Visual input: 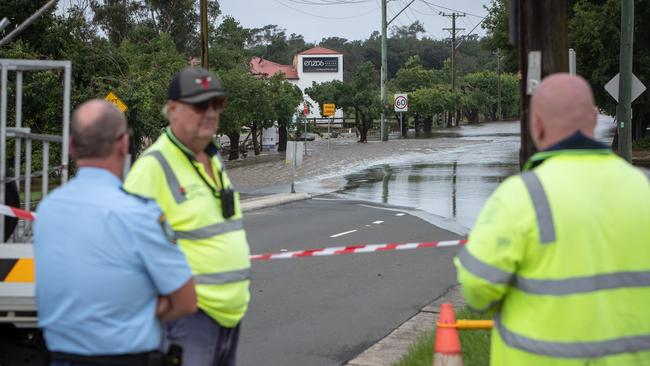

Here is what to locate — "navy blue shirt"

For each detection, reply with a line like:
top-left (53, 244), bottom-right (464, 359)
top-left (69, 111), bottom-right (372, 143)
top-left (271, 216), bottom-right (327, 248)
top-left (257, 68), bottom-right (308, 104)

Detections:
top-left (34, 168), bottom-right (192, 355)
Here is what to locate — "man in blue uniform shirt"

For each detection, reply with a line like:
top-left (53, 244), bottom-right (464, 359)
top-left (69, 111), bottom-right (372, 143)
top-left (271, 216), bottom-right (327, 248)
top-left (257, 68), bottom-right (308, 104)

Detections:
top-left (34, 99), bottom-right (197, 366)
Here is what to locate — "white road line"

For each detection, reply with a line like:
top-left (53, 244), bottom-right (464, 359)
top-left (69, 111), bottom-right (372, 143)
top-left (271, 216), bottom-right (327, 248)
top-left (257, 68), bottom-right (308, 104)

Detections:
top-left (372, 220), bottom-right (384, 224)
top-left (330, 229), bottom-right (358, 238)
top-left (395, 213), bottom-right (406, 216)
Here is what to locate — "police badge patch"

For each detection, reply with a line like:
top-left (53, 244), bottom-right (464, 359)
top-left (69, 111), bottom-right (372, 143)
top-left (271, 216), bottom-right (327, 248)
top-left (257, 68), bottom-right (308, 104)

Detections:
top-left (158, 214), bottom-right (177, 244)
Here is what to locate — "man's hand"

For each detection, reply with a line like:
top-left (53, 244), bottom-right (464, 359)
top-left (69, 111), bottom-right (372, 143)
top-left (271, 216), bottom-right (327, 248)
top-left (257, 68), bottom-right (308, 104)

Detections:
top-left (156, 279), bottom-right (197, 321)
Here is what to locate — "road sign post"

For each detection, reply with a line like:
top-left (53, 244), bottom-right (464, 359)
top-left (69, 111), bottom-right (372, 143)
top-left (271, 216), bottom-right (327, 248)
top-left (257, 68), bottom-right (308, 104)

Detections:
top-left (322, 103), bottom-right (335, 150)
top-left (604, 72), bottom-right (646, 160)
top-left (394, 94), bottom-right (408, 139)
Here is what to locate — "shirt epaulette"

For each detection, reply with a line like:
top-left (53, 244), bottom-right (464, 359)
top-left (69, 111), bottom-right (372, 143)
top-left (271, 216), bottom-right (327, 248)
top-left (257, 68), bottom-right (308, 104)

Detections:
top-left (120, 187), bottom-right (154, 203)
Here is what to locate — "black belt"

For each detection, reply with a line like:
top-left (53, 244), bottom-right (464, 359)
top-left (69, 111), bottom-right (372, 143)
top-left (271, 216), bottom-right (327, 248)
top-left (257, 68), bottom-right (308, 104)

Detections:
top-left (51, 350), bottom-right (166, 366)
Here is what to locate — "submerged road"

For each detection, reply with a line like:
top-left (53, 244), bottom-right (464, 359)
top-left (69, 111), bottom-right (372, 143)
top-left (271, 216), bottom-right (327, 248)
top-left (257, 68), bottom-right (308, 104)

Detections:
top-left (239, 198), bottom-right (462, 366)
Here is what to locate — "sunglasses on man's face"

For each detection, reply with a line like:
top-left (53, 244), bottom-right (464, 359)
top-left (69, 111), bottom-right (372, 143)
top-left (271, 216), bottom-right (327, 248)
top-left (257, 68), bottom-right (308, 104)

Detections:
top-left (190, 98), bottom-right (226, 113)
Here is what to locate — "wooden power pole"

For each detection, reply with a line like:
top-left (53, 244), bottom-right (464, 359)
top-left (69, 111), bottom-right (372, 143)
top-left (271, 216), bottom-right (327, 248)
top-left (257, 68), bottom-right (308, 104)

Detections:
top-left (516, 0), bottom-right (569, 168)
top-left (442, 12), bottom-right (465, 126)
top-left (200, 0), bottom-right (209, 69)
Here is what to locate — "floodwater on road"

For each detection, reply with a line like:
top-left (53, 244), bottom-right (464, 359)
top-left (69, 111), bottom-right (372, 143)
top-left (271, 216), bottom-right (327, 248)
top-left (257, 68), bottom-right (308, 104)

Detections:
top-left (337, 116), bottom-right (615, 230)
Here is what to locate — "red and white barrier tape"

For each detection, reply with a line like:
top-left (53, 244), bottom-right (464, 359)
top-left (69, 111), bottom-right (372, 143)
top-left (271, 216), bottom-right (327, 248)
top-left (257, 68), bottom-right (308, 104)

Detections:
top-left (250, 239), bottom-right (467, 261)
top-left (0, 204), bottom-right (36, 221)
top-left (0, 204), bottom-right (465, 261)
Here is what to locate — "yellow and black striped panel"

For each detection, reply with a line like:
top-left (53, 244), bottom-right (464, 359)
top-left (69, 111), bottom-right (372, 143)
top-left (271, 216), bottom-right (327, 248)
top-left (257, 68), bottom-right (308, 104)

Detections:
top-left (0, 258), bottom-right (34, 283)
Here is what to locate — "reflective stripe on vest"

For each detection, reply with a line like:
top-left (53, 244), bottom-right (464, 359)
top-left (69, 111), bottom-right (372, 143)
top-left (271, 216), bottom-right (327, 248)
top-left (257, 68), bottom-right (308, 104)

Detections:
top-left (495, 312), bottom-right (650, 358)
top-left (146, 151), bottom-right (187, 204)
top-left (459, 247), bottom-right (650, 295)
top-left (521, 171), bottom-right (556, 244)
top-left (194, 268), bottom-right (250, 285)
top-left (457, 247), bottom-right (512, 285)
top-left (176, 219), bottom-right (244, 240)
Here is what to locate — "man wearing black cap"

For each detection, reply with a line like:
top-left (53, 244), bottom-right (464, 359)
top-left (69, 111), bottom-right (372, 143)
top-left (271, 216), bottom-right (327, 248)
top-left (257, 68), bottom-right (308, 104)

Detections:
top-left (125, 68), bottom-right (252, 366)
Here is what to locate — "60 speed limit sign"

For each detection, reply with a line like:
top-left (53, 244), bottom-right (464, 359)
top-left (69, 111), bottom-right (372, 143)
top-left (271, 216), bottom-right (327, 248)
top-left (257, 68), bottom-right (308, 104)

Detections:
top-left (394, 93), bottom-right (408, 112)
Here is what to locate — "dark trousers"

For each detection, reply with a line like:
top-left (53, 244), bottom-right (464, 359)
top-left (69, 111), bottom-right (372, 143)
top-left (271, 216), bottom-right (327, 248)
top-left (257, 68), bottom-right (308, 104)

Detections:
top-left (162, 309), bottom-right (240, 366)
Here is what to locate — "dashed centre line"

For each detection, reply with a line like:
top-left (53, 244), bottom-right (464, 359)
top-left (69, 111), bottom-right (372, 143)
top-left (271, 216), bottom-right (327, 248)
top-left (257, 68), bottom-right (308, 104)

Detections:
top-left (372, 220), bottom-right (384, 224)
top-left (330, 229), bottom-right (358, 238)
top-left (395, 213), bottom-right (406, 216)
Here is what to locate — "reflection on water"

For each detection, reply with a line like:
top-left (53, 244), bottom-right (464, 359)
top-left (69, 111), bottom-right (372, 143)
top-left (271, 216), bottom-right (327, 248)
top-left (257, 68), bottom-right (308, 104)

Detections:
top-left (340, 117), bottom-right (615, 229)
top-left (342, 158), bottom-right (519, 229)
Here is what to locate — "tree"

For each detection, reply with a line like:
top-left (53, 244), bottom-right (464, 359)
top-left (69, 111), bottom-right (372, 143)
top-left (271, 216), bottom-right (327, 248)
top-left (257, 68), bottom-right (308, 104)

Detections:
top-left (306, 61), bottom-right (379, 143)
top-left (268, 74), bottom-right (303, 152)
top-left (570, 0), bottom-right (650, 141)
top-left (89, 0), bottom-right (220, 53)
top-left (410, 86), bottom-right (454, 132)
top-left (388, 55), bottom-right (443, 93)
top-left (210, 16), bottom-right (252, 71)
top-left (482, 0), bottom-right (517, 72)
top-left (219, 69), bottom-right (264, 160)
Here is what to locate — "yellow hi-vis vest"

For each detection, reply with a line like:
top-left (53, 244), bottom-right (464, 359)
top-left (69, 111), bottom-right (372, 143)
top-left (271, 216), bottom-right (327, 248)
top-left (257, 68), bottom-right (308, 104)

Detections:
top-left (455, 148), bottom-right (650, 365)
top-left (124, 129), bottom-right (250, 328)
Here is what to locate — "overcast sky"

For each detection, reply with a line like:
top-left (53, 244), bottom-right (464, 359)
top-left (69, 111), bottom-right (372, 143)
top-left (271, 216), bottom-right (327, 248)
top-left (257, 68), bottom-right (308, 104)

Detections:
top-left (219, 0), bottom-right (492, 43)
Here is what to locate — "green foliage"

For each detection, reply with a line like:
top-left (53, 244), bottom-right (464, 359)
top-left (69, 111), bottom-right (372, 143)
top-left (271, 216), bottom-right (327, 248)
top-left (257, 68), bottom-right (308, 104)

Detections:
top-left (389, 55), bottom-right (445, 93)
top-left (219, 69), bottom-right (265, 135)
top-left (461, 71), bottom-right (519, 121)
top-left (306, 62), bottom-right (379, 142)
top-left (482, 0), bottom-right (517, 72)
top-left (410, 86), bottom-right (454, 118)
top-left (483, 0), bottom-right (650, 138)
top-left (393, 307), bottom-right (491, 366)
top-left (633, 135), bottom-right (650, 150)
top-left (210, 16), bottom-right (252, 72)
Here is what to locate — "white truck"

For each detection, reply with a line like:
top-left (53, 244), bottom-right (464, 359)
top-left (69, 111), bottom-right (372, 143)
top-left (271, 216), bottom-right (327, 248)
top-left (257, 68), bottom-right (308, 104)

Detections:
top-left (0, 59), bottom-right (71, 365)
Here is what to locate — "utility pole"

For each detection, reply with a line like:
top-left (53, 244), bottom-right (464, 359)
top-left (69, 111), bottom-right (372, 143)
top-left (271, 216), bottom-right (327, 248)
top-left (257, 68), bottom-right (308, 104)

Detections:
top-left (516, 0), bottom-right (568, 168)
top-left (617, 0), bottom-right (634, 161)
top-left (200, 0), bottom-right (209, 69)
top-left (442, 12), bottom-right (465, 126)
top-left (380, 0), bottom-right (388, 141)
top-left (497, 48), bottom-right (502, 121)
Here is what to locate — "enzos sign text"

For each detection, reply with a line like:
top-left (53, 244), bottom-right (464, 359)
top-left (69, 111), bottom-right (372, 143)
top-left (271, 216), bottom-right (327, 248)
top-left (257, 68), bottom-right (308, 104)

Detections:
top-left (303, 57), bottom-right (338, 73)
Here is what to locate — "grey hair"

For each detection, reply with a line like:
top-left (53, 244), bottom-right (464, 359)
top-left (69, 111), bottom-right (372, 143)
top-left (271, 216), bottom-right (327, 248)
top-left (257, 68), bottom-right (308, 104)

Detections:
top-left (71, 100), bottom-right (126, 159)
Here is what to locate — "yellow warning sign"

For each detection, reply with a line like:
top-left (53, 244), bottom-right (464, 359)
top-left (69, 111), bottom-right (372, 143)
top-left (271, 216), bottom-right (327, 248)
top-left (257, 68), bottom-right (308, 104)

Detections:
top-left (105, 91), bottom-right (128, 112)
top-left (322, 103), bottom-right (335, 117)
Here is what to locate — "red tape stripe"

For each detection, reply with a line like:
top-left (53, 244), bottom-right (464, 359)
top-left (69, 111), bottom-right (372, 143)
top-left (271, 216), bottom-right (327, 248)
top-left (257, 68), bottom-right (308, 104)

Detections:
top-left (250, 239), bottom-right (466, 261)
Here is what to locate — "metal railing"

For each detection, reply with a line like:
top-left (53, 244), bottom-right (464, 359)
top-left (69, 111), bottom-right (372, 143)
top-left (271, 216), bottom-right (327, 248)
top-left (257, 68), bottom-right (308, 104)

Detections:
top-left (0, 59), bottom-right (71, 242)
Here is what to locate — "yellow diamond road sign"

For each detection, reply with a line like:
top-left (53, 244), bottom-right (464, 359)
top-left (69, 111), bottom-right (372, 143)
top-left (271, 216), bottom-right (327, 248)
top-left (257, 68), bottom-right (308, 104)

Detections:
top-left (105, 91), bottom-right (128, 112)
top-left (322, 103), bottom-right (335, 117)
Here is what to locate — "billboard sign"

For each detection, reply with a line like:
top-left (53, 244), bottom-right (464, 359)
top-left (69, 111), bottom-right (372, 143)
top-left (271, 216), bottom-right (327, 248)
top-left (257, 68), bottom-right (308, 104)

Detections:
top-left (302, 57), bottom-right (339, 73)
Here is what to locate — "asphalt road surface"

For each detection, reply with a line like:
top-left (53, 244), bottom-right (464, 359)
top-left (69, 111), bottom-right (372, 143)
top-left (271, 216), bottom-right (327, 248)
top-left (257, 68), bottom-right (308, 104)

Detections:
top-left (239, 198), bottom-right (463, 366)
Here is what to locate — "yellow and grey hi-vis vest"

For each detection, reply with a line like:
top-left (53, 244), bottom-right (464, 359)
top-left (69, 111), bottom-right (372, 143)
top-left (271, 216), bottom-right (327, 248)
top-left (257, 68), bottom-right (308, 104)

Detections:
top-left (455, 148), bottom-right (650, 365)
top-left (124, 130), bottom-right (250, 328)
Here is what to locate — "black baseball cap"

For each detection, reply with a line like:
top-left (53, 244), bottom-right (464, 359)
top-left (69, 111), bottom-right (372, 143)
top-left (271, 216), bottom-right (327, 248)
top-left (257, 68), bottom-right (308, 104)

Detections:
top-left (167, 68), bottom-right (226, 104)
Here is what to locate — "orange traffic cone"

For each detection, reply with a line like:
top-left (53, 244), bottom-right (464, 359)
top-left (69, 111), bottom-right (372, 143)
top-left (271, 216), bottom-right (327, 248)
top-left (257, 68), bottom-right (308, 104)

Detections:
top-left (432, 303), bottom-right (463, 366)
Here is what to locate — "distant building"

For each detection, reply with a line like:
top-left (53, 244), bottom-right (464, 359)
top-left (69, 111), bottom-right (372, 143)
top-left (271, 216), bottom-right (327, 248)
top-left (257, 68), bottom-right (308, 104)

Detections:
top-left (250, 46), bottom-right (343, 118)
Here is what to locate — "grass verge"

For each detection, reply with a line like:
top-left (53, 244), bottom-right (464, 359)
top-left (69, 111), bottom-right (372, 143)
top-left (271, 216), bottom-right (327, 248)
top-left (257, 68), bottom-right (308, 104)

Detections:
top-left (393, 307), bottom-right (491, 366)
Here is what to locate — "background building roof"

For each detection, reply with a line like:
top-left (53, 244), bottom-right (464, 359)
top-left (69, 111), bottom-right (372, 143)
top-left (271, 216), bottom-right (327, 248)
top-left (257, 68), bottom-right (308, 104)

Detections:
top-left (249, 56), bottom-right (298, 79)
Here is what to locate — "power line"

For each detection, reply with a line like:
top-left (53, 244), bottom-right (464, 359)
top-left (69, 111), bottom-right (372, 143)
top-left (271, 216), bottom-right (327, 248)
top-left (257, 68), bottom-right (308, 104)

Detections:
top-left (419, 0), bottom-right (484, 18)
top-left (285, 0), bottom-right (374, 5)
top-left (272, 0), bottom-right (379, 20)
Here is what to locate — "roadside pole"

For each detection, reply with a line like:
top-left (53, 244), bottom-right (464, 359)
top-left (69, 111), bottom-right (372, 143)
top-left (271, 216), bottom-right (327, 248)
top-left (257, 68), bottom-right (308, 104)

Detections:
top-left (617, 0), bottom-right (634, 161)
top-left (399, 113), bottom-right (404, 138)
top-left (291, 139), bottom-right (297, 193)
top-left (380, 0), bottom-right (388, 141)
top-left (304, 118), bottom-right (308, 156)
top-left (328, 118), bottom-right (331, 150)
